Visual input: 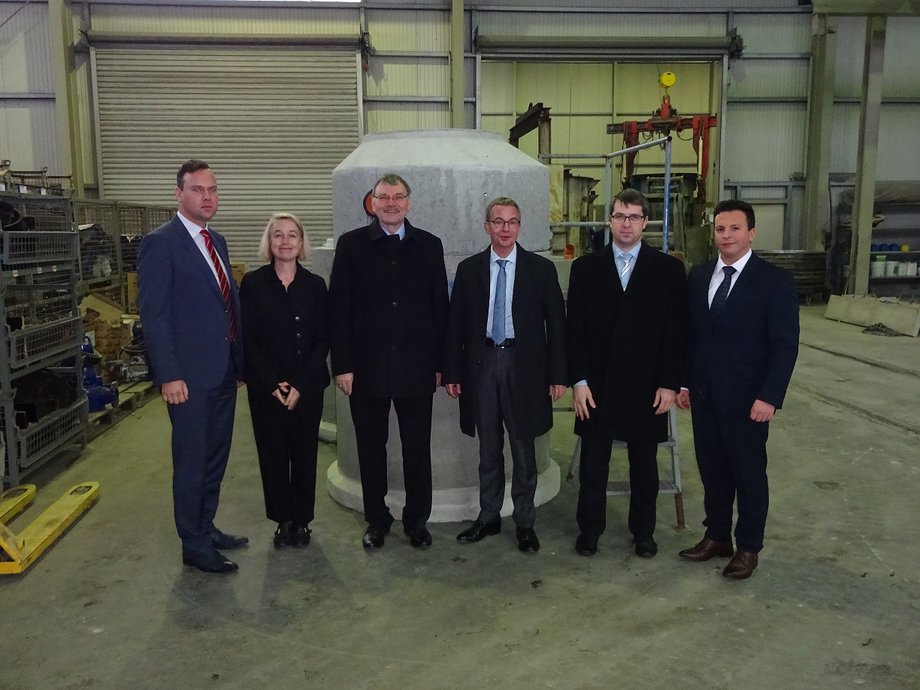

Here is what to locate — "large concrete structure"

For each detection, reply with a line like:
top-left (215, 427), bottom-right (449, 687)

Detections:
top-left (314, 129), bottom-right (558, 522)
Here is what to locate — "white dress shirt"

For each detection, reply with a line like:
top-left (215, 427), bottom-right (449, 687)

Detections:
top-left (177, 211), bottom-right (230, 286)
top-left (708, 248), bottom-right (753, 306)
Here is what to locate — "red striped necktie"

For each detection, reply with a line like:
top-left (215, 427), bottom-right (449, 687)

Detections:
top-left (200, 228), bottom-right (238, 341)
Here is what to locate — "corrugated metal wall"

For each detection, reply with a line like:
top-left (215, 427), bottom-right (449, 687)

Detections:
top-left (363, 8), bottom-right (465, 133)
top-left (92, 46), bottom-right (359, 268)
top-left (830, 16), bottom-right (920, 180)
top-left (7, 2), bottom-right (920, 255)
top-left (475, 10), bottom-right (727, 37)
top-left (87, 4), bottom-right (357, 35)
top-left (0, 2), bottom-right (61, 175)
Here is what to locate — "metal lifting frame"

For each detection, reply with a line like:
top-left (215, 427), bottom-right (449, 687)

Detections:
top-left (540, 135), bottom-right (673, 253)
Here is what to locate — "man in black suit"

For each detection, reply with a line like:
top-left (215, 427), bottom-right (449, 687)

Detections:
top-left (137, 159), bottom-right (248, 574)
top-left (444, 197), bottom-right (566, 553)
top-left (676, 199), bottom-right (799, 580)
top-left (566, 189), bottom-right (687, 558)
top-left (328, 173), bottom-right (448, 550)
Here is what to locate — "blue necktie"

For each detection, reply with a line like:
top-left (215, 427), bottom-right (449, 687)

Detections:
top-left (491, 259), bottom-right (508, 343)
top-left (710, 265), bottom-right (737, 315)
top-left (617, 253), bottom-right (632, 289)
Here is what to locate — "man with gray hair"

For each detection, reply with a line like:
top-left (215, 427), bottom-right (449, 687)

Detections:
top-left (444, 196), bottom-right (566, 553)
top-left (328, 173), bottom-right (449, 550)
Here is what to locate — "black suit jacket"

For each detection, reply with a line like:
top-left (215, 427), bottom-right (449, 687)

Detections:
top-left (239, 262), bottom-right (330, 398)
top-left (328, 218), bottom-right (449, 398)
top-left (566, 242), bottom-right (687, 441)
top-left (685, 252), bottom-right (799, 415)
top-left (443, 244), bottom-right (567, 439)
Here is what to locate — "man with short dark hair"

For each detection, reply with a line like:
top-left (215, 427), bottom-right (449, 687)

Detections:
top-left (328, 173), bottom-right (448, 550)
top-left (566, 188), bottom-right (687, 558)
top-left (445, 197), bottom-right (566, 553)
top-left (138, 159), bottom-right (248, 574)
top-left (676, 198), bottom-right (799, 580)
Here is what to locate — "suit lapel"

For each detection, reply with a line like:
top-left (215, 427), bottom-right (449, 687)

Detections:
top-left (629, 242), bottom-right (655, 293)
top-left (511, 245), bottom-right (538, 326)
top-left (720, 253), bottom-right (761, 316)
top-left (598, 244), bottom-right (623, 294)
top-left (695, 260), bottom-right (717, 320)
top-left (178, 218), bottom-right (226, 302)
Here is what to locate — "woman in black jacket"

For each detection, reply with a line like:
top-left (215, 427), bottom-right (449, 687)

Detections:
top-left (240, 213), bottom-right (330, 547)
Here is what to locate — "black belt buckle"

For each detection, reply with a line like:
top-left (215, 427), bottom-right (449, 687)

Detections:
top-left (486, 338), bottom-right (514, 348)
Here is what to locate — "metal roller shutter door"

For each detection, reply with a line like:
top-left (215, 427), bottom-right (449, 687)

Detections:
top-left (92, 46), bottom-right (359, 269)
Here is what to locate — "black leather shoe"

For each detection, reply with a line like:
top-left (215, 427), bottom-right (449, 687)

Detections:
top-left (516, 527), bottom-right (540, 553)
top-left (405, 525), bottom-right (432, 549)
top-left (211, 528), bottom-right (249, 550)
top-left (575, 533), bottom-right (598, 557)
top-left (182, 547), bottom-right (238, 573)
top-left (291, 525), bottom-right (311, 547)
top-left (274, 521), bottom-right (292, 548)
top-left (634, 536), bottom-right (658, 558)
top-left (362, 523), bottom-right (390, 549)
top-left (456, 519), bottom-right (501, 543)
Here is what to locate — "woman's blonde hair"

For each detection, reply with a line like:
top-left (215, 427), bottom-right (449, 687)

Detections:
top-left (259, 212), bottom-right (309, 262)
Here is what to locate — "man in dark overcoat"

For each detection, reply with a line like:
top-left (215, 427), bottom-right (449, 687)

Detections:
top-left (328, 173), bottom-right (449, 550)
top-left (566, 188), bottom-right (687, 558)
top-left (444, 197), bottom-right (566, 552)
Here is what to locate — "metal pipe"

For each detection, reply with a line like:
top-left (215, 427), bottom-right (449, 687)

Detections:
top-left (663, 137), bottom-right (672, 255)
top-left (83, 31), bottom-right (362, 48)
top-left (450, 0), bottom-right (465, 128)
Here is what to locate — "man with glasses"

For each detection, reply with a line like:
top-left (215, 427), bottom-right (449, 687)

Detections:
top-left (444, 197), bottom-right (566, 553)
top-left (328, 173), bottom-right (448, 550)
top-left (566, 188), bottom-right (687, 558)
top-left (138, 159), bottom-right (247, 573)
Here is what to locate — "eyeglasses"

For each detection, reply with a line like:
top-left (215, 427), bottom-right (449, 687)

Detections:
top-left (374, 193), bottom-right (409, 202)
top-left (611, 213), bottom-right (645, 224)
top-left (487, 218), bottom-right (521, 229)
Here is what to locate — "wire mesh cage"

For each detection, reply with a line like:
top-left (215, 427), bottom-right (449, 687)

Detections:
top-left (0, 231), bottom-right (78, 268)
top-left (7, 316), bottom-right (83, 370)
top-left (16, 195), bottom-right (73, 233)
top-left (8, 398), bottom-right (87, 470)
top-left (118, 204), bottom-right (149, 272)
top-left (73, 200), bottom-right (120, 284)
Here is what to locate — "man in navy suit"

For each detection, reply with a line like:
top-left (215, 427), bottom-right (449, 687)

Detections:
top-left (444, 197), bottom-right (567, 553)
top-left (676, 199), bottom-right (799, 580)
top-left (138, 159), bottom-right (248, 574)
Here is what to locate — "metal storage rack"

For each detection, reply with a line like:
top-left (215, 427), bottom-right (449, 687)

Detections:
top-left (72, 200), bottom-right (174, 310)
top-left (0, 191), bottom-right (87, 487)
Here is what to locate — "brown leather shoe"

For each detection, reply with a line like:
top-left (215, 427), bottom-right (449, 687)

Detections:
top-left (722, 550), bottom-right (758, 579)
top-left (678, 537), bottom-right (734, 562)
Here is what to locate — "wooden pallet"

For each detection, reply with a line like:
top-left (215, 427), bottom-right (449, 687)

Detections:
top-left (87, 381), bottom-right (157, 440)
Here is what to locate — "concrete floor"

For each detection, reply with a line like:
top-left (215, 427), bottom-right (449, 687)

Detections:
top-left (1, 305), bottom-right (918, 689)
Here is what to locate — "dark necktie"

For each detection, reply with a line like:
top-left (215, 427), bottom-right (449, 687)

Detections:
top-left (710, 265), bottom-right (737, 316)
top-left (200, 228), bottom-right (238, 341)
top-left (491, 259), bottom-right (508, 343)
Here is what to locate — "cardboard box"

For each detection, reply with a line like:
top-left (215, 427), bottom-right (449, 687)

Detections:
top-left (126, 272), bottom-right (138, 314)
top-left (230, 262), bottom-right (246, 286)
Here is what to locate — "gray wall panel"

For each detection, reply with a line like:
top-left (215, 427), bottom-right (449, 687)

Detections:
top-left (93, 46), bottom-right (359, 268)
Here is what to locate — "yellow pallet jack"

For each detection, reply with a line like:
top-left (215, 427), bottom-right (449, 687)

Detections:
top-left (0, 482), bottom-right (100, 575)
